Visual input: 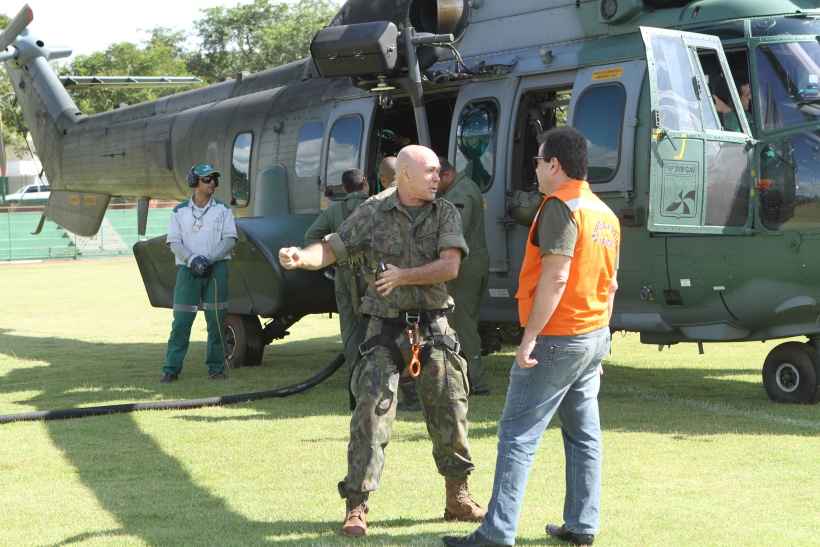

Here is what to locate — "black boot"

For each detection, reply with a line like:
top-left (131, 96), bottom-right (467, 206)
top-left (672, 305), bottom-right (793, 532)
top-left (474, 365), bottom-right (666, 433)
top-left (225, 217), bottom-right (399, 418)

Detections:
top-left (442, 530), bottom-right (505, 546)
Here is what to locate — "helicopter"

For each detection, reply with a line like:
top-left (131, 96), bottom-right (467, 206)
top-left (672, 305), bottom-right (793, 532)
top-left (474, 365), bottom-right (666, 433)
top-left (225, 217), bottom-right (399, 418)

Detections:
top-left (2, 0), bottom-right (820, 404)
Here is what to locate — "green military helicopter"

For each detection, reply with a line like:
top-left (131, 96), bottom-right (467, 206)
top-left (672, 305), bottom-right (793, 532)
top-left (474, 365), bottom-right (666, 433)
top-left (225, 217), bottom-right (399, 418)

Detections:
top-left (2, 0), bottom-right (820, 403)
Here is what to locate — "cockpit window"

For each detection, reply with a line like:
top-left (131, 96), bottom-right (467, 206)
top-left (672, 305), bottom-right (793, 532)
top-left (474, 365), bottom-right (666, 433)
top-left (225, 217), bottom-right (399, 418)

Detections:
top-left (751, 17), bottom-right (820, 37)
top-left (650, 34), bottom-right (703, 132)
top-left (755, 42), bottom-right (820, 131)
top-left (759, 130), bottom-right (820, 231)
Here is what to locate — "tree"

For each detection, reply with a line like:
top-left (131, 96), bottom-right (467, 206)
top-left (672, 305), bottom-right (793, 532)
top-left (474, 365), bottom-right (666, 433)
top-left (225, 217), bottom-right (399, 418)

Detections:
top-left (0, 13), bottom-right (28, 155)
top-left (188, 0), bottom-right (339, 83)
top-left (61, 27), bottom-right (196, 115)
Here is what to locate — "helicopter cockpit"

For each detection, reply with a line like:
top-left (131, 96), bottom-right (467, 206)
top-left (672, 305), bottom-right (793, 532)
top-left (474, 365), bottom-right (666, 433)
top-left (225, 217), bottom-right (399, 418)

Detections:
top-left (694, 15), bottom-right (820, 232)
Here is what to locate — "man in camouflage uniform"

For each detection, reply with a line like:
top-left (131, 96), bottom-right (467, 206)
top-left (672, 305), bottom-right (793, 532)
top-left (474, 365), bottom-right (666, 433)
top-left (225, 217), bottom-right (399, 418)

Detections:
top-left (304, 169), bottom-right (369, 376)
top-left (439, 158), bottom-right (491, 395)
top-left (279, 145), bottom-right (485, 537)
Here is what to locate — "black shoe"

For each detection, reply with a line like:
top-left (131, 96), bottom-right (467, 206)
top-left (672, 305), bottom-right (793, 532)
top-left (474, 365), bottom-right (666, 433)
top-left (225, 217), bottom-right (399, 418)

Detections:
top-left (470, 385), bottom-right (491, 396)
top-left (546, 524), bottom-right (594, 546)
top-left (160, 373), bottom-right (178, 383)
top-left (442, 530), bottom-right (505, 546)
top-left (208, 371), bottom-right (227, 380)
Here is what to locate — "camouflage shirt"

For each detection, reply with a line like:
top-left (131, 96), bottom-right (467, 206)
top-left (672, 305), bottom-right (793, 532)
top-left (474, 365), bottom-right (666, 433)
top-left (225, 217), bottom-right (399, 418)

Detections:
top-left (325, 187), bottom-right (469, 318)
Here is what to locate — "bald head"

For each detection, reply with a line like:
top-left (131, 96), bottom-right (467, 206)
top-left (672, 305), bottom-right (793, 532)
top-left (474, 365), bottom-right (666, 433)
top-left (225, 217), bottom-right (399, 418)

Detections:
top-left (395, 145), bottom-right (440, 206)
top-left (379, 156), bottom-right (397, 188)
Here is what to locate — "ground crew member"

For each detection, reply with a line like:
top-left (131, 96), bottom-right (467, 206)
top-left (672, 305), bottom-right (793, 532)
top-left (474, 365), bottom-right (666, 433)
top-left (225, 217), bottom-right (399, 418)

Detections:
top-left (378, 155), bottom-right (397, 189)
top-left (439, 157), bottom-right (491, 395)
top-left (304, 168), bottom-right (369, 376)
top-left (279, 145), bottom-right (485, 537)
top-left (444, 128), bottom-right (620, 547)
top-left (161, 163), bottom-right (238, 383)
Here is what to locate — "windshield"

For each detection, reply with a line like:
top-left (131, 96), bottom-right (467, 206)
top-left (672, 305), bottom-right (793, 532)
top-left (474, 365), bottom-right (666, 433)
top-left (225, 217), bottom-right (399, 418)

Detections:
top-left (755, 41), bottom-right (820, 131)
top-left (759, 130), bottom-right (820, 231)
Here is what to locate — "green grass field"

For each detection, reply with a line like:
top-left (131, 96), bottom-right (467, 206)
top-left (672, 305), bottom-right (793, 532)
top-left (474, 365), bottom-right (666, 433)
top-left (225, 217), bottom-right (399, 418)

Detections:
top-left (1, 258), bottom-right (818, 546)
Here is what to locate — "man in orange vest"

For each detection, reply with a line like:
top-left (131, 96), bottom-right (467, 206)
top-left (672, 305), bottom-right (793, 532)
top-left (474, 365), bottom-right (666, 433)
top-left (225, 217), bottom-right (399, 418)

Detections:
top-left (443, 127), bottom-right (620, 547)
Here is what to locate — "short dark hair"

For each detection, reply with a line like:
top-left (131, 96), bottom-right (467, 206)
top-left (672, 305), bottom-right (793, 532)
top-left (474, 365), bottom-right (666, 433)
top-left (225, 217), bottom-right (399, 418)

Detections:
top-left (341, 168), bottom-right (366, 193)
top-left (438, 156), bottom-right (455, 174)
top-left (539, 127), bottom-right (587, 180)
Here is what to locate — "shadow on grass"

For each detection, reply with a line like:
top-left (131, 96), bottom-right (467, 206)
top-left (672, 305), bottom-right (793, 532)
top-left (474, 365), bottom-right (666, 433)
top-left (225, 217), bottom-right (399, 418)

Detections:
top-left (0, 329), bottom-right (353, 545)
top-left (2, 329), bottom-right (818, 545)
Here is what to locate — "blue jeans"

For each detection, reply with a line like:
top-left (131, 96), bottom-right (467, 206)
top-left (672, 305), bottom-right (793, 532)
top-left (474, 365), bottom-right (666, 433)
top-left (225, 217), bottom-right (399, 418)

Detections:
top-left (477, 327), bottom-right (610, 545)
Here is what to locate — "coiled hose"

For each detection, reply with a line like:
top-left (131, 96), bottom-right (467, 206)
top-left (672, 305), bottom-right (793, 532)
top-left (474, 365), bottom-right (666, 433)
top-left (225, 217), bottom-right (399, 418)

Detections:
top-left (0, 353), bottom-right (345, 425)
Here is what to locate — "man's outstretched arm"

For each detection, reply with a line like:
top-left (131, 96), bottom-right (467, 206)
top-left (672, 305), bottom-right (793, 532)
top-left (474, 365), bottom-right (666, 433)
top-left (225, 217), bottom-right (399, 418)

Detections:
top-left (279, 241), bottom-right (338, 271)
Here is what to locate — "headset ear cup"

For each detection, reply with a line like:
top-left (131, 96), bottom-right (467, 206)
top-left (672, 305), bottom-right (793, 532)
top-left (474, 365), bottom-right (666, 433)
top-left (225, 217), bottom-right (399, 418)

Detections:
top-left (187, 170), bottom-right (198, 187)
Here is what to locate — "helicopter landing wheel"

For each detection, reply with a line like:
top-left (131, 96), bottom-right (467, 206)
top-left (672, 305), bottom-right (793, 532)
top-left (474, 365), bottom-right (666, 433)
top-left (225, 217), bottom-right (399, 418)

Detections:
top-left (223, 314), bottom-right (265, 369)
top-left (761, 341), bottom-right (819, 404)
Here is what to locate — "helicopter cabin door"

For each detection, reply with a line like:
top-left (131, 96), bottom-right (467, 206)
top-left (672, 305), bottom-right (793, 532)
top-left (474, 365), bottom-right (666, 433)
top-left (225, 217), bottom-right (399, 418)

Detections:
top-left (449, 78), bottom-right (516, 274)
top-left (320, 97), bottom-right (376, 208)
top-left (640, 27), bottom-right (754, 234)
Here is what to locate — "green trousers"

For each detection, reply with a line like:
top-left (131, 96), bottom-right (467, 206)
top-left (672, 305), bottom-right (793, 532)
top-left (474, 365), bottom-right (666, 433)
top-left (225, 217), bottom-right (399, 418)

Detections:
top-left (447, 258), bottom-right (489, 387)
top-left (335, 266), bottom-right (367, 372)
top-left (163, 260), bottom-right (228, 375)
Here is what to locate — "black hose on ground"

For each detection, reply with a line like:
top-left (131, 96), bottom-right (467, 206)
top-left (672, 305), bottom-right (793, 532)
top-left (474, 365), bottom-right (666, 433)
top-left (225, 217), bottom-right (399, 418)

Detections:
top-left (0, 353), bottom-right (345, 425)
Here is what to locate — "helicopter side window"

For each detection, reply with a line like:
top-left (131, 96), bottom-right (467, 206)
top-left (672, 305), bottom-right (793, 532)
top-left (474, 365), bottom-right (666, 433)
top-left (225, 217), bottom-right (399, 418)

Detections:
top-left (326, 115), bottom-right (363, 194)
top-left (573, 84), bottom-right (626, 184)
top-left (295, 121), bottom-right (324, 178)
top-left (455, 100), bottom-right (498, 193)
top-left (231, 132), bottom-right (252, 208)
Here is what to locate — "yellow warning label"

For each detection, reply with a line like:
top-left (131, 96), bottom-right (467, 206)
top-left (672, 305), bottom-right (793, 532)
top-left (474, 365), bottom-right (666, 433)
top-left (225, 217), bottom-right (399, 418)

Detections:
top-left (69, 195), bottom-right (81, 206)
top-left (84, 195), bottom-right (97, 206)
top-left (592, 67), bottom-right (624, 81)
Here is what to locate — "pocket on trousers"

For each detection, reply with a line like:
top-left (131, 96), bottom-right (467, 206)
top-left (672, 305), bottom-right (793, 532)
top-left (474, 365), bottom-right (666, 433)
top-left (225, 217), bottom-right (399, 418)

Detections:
top-left (445, 350), bottom-right (470, 399)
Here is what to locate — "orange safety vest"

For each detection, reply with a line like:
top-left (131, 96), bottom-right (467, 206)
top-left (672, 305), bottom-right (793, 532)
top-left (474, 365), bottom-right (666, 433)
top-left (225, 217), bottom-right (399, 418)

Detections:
top-left (516, 180), bottom-right (620, 336)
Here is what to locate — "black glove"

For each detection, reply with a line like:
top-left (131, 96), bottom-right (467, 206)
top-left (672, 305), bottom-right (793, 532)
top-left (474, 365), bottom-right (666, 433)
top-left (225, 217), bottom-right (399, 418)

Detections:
top-left (189, 255), bottom-right (212, 278)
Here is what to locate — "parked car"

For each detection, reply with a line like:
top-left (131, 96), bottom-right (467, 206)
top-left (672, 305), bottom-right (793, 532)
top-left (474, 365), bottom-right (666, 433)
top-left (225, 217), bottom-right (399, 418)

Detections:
top-left (3, 182), bottom-right (50, 205)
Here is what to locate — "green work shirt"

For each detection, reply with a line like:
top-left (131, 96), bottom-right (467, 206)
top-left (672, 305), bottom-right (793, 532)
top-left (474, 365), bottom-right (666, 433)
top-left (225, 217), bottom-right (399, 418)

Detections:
top-left (325, 187), bottom-right (469, 318)
top-left (304, 191), bottom-right (368, 245)
top-left (441, 173), bottom-right (488, 264)
top-left (533, 199), bottom-right (577, 257)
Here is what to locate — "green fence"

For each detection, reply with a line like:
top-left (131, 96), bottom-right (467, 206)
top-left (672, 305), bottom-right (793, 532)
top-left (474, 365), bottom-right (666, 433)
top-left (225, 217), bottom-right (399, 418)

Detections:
top-left (0, 204), bottom-right (173, 261)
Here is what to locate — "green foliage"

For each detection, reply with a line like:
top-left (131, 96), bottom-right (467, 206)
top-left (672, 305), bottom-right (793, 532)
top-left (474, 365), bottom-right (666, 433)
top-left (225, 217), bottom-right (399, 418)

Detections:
top-left (61, 28), bottom-right (195, 115)
top-left (187, 0), bottom-right (338, 82)
top-left (0, 13), bottom-right (27, 155)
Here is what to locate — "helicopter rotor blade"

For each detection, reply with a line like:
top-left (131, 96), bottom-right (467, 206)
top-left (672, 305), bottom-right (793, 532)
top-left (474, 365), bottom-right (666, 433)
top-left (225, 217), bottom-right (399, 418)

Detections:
top-left (0, 4), bottom-right (33, 53)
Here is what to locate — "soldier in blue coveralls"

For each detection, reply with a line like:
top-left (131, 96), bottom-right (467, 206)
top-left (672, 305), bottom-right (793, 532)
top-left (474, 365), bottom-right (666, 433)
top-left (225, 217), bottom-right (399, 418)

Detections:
top-left (161, 163), bottom-right (238, 382)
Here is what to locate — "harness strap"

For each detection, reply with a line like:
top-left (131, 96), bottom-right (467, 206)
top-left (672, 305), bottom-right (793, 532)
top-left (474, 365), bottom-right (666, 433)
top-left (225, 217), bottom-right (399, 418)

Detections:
top-left (359, 332), bottom-right (405, 369)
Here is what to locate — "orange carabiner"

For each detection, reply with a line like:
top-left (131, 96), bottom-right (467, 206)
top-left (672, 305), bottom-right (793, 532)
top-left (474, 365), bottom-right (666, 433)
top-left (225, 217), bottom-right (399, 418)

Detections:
top-left (408, 343), bottom-right (422, 378)
top-left (406, 324), bottom-right (422, 378)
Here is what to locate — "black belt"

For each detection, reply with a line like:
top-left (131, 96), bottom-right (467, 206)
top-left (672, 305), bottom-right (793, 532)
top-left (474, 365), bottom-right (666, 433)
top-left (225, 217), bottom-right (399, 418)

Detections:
top-left (379, 309), bottom-right (448, 326)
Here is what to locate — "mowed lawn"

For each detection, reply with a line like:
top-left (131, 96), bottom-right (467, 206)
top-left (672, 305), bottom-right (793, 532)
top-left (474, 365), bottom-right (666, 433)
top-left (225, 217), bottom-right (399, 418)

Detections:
top-left (0, 258), bottom-right (818, 546)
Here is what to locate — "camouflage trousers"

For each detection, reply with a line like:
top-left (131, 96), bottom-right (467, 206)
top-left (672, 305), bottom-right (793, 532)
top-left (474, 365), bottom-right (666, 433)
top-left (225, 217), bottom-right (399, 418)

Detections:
top-left (339, 314), bottom-right (475, 499)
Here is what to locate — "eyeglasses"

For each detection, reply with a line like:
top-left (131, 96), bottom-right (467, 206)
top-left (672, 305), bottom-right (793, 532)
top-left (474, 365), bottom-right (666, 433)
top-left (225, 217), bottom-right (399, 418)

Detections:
top-left (199, 176), bottom-right (216, 184)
